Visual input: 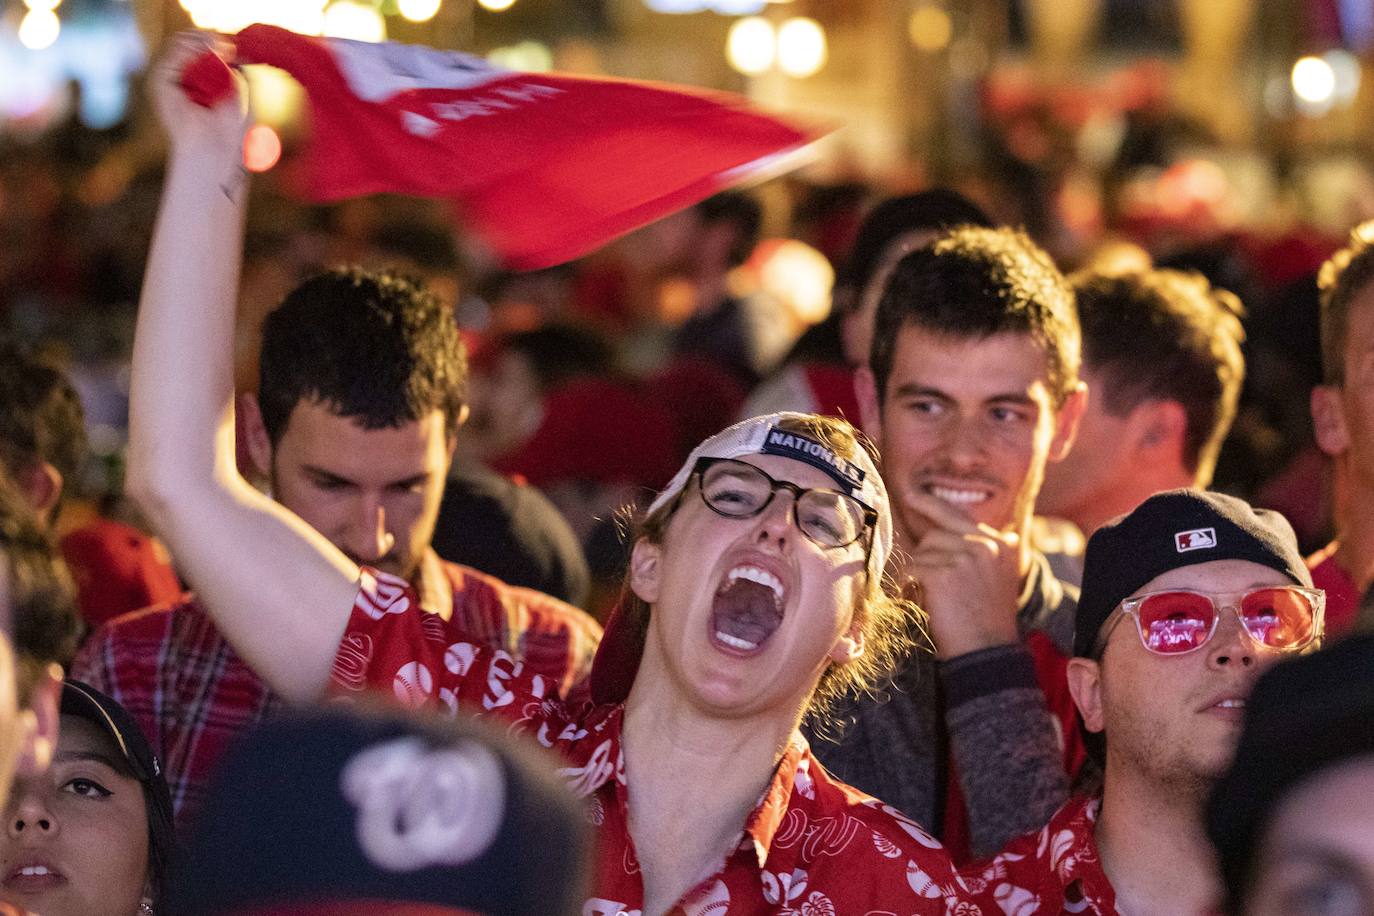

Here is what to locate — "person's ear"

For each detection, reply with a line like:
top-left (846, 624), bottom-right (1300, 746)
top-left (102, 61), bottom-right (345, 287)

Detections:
top-left (1047, 382), bottom-right (1088, 463)
top-left (1311, 385), bottom-right (1350, 457)
top-left (237, 393), bottom-right (274, 479)
top-left (1132, 399), bottom-right (1187, 459)
top-left (20, 462), bottom-right (62, 523)
top-left (855, 366), bottom-right (883, 442)
top-left (1066, 656), bottom-right (1104, 735)
top-left (628, 539), bottom-right (662, 604)
top-left (829, 618), bottom-right (865, 665)
top-left (16, 664), bottom-right (62, 779)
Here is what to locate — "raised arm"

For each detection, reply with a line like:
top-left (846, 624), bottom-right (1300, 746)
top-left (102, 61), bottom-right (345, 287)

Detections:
top-left (126, 35), bottom-right (360, 703)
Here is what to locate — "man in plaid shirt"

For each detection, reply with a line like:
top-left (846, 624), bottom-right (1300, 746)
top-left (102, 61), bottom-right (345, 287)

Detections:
top-left (72, 266), bottom-right (602, 825)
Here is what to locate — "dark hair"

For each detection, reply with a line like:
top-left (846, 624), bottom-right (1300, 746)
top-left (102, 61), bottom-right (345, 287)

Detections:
top-left (835, 189), bottom-right (992, 304)
top-left (0, 480), bottom-right (80, 702)
top-left (0, 340), bottom-right (87, 505)
top-left (257, 267), bottom-right (467, 445)
top-left (1071, 268), bottom-right (1245, 485)
top-left (869, 225), bottom-right (1081, 403)
top-left (1317, 219), bottom-right (1374, 385)
top-left (496, 325), bottom-right (615, 394)
top-left (695, 192), bottom-right (763, 268)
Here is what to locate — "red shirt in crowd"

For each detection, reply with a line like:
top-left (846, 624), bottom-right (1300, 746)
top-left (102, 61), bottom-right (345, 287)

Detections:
top-left (333, 568), bottom-right (983, 915)
top-left (1308, 540), bottom-right (1361, 637)
top-left (71, 554), bottom-right (602, 825)
top-left (961, 796), bottom-right (1116, 916)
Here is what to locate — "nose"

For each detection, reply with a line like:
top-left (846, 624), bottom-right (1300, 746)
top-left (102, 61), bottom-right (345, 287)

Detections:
top-left (1206, 607), bottom-right (1257, 670)
top-left (7, 792), bottom-right (56, 840)
top-left (346, 495), bottom-right (395, 563)
top-left (754, 490), bottom-right (797, 546)
top-left (938, 414), bottom-right (986, 470)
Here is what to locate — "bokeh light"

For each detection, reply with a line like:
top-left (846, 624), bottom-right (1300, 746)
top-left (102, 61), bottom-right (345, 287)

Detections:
top-left (182, 0), bottom-right (326, 36)
top-left (909, 5), bottom-right (952, 53)
top-left (1323, 49), bottom-right (1362, 104)
top-left (476, 0), bottom-right (517, 11)
top-left (1291, 55), bottom-right (1336, 105)
top-left (243, 124), bottom-right (282, 172)
top-left (23, 0), bottom-right (62, 12)
top-left (322, 1), bottom-right (386, 41)
top-left (777, 17), bottom-right (826, 78)
top-left (242, 65), bottom-right (303, 129)
top-left (487, 41), bottom-right (553, 72)
top-left (753, 239), bottom-right (834, 326)
top-left (18, 8), bottom-right (61, 51)
top-left (398, 0), bottom-right (442, 22)
top-left (726, 16), bottom-right (774, 76)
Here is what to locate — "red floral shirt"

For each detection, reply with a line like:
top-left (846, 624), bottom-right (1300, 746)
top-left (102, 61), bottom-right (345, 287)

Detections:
top-left (72, 555), bottom-right (602, 825)
top-left (961, 796), bottom-right (1116, 916)
top-left (335, 569), bottom-right (984, 915)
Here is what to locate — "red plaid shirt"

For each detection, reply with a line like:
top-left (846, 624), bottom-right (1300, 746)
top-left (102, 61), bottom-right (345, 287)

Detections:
top-left (961, 797), bottom-right (1117, 915)
top-left (70, 554), bottom-right (602, 826)
top-left (335, 568), bottom-right (984, 915)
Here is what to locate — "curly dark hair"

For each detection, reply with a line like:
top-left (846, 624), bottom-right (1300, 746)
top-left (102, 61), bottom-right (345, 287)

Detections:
top-left (0, 479), bottom-right (80, 700)
top-left (869, 225), bottom-right (1081, 405)
top-left (0, 339), bottom-right (87, 509)
top-left (257, 267), bottom-right (467, 445)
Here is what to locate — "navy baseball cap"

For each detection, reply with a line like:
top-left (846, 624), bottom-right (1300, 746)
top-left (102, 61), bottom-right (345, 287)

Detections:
top-left (1074, 489), bottom-right (1312, 660)
top-left (168, 705), bottom-right (591, 916)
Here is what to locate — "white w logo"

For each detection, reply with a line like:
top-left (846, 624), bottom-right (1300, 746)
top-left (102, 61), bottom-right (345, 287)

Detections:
top-left (341, 737), bottom-right (505, 871)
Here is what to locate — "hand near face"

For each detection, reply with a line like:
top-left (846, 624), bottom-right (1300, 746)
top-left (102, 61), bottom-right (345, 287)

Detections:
top-left (903, 490), bottom-right (1022, 659)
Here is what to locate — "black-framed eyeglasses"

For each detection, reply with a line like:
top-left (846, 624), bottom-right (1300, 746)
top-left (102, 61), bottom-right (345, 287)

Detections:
top-left (688, 457), bottom-right (877, 551)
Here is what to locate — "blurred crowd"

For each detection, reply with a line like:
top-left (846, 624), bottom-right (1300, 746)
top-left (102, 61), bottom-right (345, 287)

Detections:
top-left (0, 38), bottom-right (1372, 916)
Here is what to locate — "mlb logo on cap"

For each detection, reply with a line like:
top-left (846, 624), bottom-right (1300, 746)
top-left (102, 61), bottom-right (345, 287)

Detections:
top-left (1175, 527), bottom-right (1218, 552)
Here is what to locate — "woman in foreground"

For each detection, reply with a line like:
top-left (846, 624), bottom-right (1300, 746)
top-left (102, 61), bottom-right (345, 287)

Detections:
top-left (128, 35), bottom-right (978, 914)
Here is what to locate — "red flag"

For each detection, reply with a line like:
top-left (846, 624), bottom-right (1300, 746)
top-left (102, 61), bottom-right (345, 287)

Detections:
top-left (184, 25), bottom-right (823, 269)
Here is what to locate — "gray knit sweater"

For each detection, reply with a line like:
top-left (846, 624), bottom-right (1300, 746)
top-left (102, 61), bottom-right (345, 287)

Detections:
top-left (805, 552), bottom-right (1077, 858)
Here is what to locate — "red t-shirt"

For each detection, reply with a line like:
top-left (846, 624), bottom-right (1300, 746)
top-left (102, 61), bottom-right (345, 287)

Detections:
top-left (962, 796), bottom-right (1117, 915)
top-left (1308, 541), bottom-right (1361, 637)
top-left (334, 568), bottom-right (983, 914)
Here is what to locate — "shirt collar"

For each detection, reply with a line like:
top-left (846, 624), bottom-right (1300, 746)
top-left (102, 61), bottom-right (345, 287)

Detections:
top-left (416, 549), bottom-right (453, 620)
top-left (1050, 797), bottom-right (1118, 913)
top-left (742, 732), bottom-right (810, 869)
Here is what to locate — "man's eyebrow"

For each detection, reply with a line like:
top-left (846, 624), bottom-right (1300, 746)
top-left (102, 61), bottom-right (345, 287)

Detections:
top-left (301, 466), bottom-right (356, 486)
top-left (388, 473), bottom-right (431, 489)
top-left (986, 393), bottom-right (1039, 408)
top-left (891, 384), bottom-right (953, 401)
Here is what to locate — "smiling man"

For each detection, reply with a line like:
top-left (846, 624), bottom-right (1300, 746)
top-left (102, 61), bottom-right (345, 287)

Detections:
top-left (808, 224), bottom-right (1088, 860)
top-left (967, 489), bottom-right (1324, 915)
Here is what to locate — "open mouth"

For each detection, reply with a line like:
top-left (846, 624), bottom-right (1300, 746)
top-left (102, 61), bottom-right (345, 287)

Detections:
top-left (709, 564), bottom-right (785, 655)
top-left (923, 483), bottom-right (993, 506)
top-left (4, 863), bottom-right (64, 893)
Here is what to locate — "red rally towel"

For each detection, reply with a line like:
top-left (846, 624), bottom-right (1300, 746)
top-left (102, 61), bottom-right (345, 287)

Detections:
top-left (182, 25), bottom-right (824, 269)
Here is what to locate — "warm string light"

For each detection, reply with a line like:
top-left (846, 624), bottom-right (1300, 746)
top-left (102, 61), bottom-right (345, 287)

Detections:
top-left (397, 0), bottom-right (442, 23)
top-left (726, 15), bottom-right (826, 78)
top-left (18, 8), bottom-right (61, 50)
